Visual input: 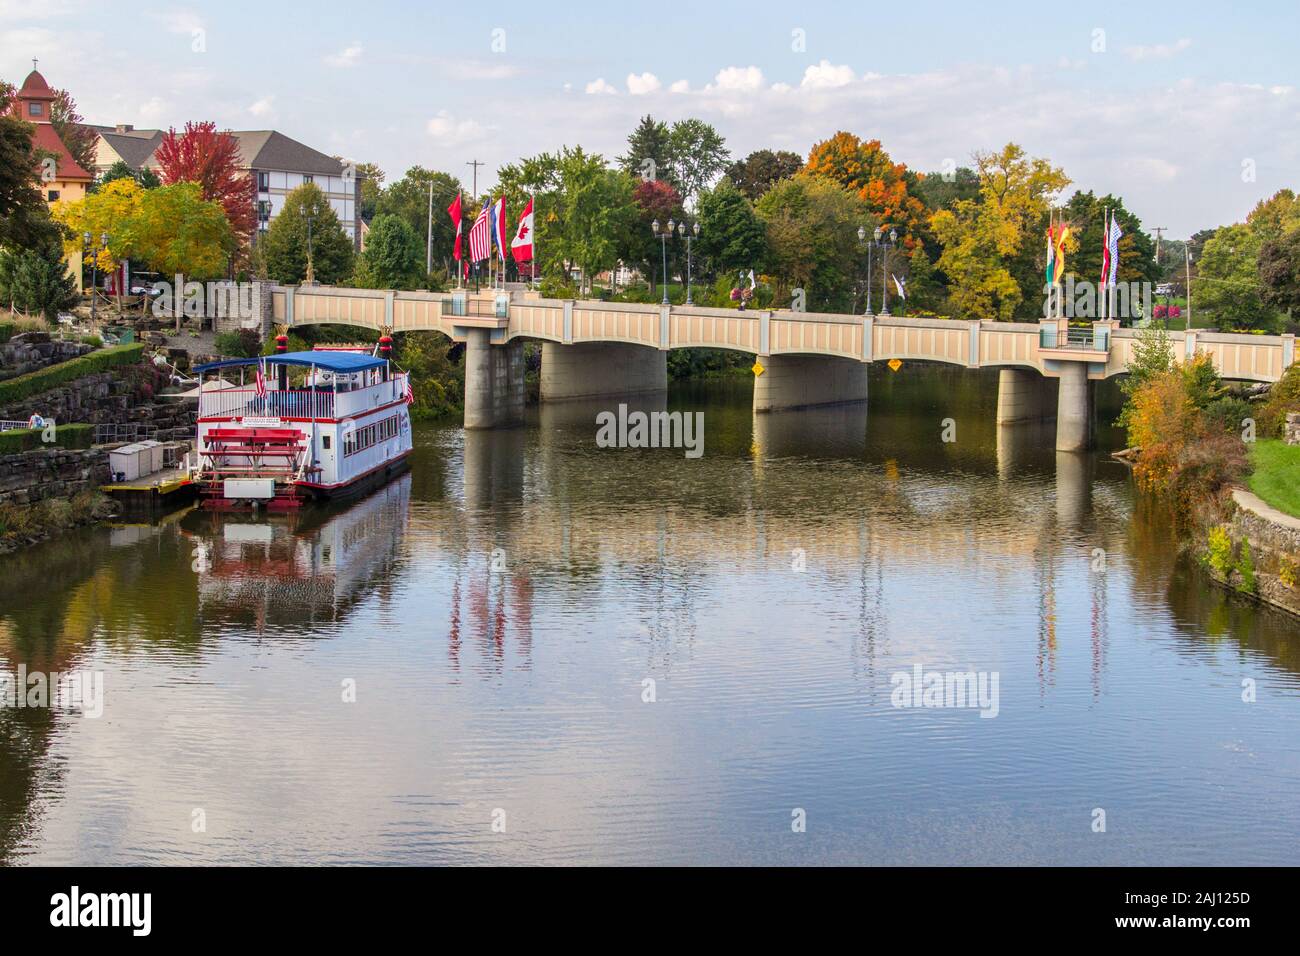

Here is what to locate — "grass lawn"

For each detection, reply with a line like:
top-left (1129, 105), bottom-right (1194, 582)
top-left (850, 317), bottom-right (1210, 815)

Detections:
top-left (1248, 440), bottom-right (1300, 518)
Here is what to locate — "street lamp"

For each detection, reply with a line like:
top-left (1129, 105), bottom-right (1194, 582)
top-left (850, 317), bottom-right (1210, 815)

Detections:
top-left (879, 227), bottom-right (898, 317)
top-left (678, 220), bottom-right (700, 305)
top-left (304, 214), bottom-right (316, 285)
top-left (859, 225), bottom-right (883, 316)
top-left (83, 231), bottom-right (108, 323)
top-left (1186, 249), bottom-right (1194, 329)
top-left (651, 218), bottom-right (674, 305)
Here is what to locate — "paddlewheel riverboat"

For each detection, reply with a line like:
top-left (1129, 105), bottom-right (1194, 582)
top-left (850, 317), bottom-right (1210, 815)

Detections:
top-left (191, 348), bottom-right (413, 510)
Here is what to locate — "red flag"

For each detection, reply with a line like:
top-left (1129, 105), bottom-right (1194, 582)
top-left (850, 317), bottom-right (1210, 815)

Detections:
top-left (511, 197), bottom-right (534, 263)
top-left (447, 193), bottom-right (463, 261)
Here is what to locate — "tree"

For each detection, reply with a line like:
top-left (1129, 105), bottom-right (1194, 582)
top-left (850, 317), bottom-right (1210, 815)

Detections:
top-left (667, 120), bottom-right (729, 210)
top-left (1259, 227), bottom-right (1300, 316)
top-left (724, 149), bottom-right (803, 201)
top-left (547, 147), bottom-right (636, 294)
top-left (373, 166), bottom-right (462, 273)
top-left (755, 174), bottom-right (869, 312)
top-left (805, 132), bottom-right (930, 251)
top-left (1061, 190), bottom-right (1160, 290)
top-left (132, 183), bottom-right (234, 279)
top-left (354, 214), bottom-right (424, 290)
top-left (696, 180), bottom-right (767, 278)
top-left (98, 160), bottom-right (159, 190)
top-left (931, 143), bottom-right (1069, 321)
top-left (0, 245), bottom-right (78, 321)
top-left (262, 182), bottom-right (354, 285)
top-left (618, 115), bottom-right (673, 185)
top-left (902, 246), bottom-right (944, 313)
top-left (0, 115), bottom-right (56, 249)
top-left (53, 177), bottom-right (146, 275)
top-left (49, 88), bottom-right (96, 174)
top-left (349, 161), bottom-right (385, 221)
top-left (154, 121), bottom-right (256, 244)
top-left (916, 167), bottom-right (980, 212)
top-left (1196, 224), bottom-right (1276, 331)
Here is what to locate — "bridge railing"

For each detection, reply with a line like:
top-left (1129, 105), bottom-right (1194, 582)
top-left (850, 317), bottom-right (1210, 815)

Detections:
top-left (1040, 326), bottom-right (1110, 351)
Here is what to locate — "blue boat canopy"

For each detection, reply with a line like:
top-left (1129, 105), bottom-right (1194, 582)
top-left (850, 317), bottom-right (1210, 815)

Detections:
top-left (194, 350), bottom-right (386, 374)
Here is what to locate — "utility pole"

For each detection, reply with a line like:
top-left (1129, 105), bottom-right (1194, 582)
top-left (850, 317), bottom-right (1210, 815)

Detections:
top-left (1152, 226), bottom-right (1167, 264)
top-left (426, 181), bottom-right (433, 275)
top-left (466, 159), bottom-right (485, 200)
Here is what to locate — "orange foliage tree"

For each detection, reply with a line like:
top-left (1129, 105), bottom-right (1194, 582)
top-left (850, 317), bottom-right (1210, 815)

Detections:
top-left (804, 131), bottom-right (929, 250)
top-left (154, 121), bottom-right (256, 247)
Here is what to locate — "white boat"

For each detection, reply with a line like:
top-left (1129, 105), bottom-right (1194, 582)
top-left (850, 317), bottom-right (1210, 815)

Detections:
top-left (191, 349), bottom-right (413, 510)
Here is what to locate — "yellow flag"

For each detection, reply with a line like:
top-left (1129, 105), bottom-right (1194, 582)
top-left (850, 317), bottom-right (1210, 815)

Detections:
top-left (1053, 226), bottom-right (1070, 288)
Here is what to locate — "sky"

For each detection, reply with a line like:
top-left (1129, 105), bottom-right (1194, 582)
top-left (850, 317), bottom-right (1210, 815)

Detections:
top-left (3, 0), bottom-right (1299, 236)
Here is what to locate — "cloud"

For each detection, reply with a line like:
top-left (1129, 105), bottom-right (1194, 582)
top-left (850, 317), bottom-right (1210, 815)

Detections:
top-left (710, 65), bottom-right (765, 92)
top-left (626, 72), bottom-right (661, 95)
top-left (248, 96), bottom-right (275, 118)
top-left (1124, 38), bottom-right (1192, 61)
top-left (324, 42), bottom-right (363, 68)
top-left (425, 110), bottom-right (491, 144)
top-left (669, 79), bottom-right (690, 94)
top-left (800, 59), bottom-right (855, 89)
top-left (584, 77), bottom-right (617, 95)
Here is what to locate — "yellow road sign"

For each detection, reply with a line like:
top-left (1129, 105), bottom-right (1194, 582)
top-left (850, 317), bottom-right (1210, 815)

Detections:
top-left (888, 358), bottom-right (903, 372)
top-left (752, 360), bottom-right (765, 377)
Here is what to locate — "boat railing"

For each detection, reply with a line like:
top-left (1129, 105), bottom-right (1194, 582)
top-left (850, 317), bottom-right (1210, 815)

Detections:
top-left (199, 387), bottom-right (336, 420)
top-left (334, 376), bottom-right (405, 418)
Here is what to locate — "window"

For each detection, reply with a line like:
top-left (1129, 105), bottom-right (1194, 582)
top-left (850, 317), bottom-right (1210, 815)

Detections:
top-left (257, 171), bottom-right (269, 191)
top-left (28, 102), bottom-right (41, 117)
top-left (258, 201), bottom-right (271, 222)
top-left (302, 174), bottom-right (313, 185)
top-left (47, 190), bottom-right (59, 201)
top-left (322, 435), bottom-right (331, 450)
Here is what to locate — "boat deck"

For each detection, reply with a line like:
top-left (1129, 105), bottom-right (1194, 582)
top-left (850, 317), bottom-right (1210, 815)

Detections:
top-left (101, 467), bottom-right (197, 508)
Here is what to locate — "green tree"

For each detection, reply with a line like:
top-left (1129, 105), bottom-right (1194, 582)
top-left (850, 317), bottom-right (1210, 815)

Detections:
top-left (756, 174), bottom-right (869, 312)
top-left (695, 180), bottom-right (767, 278)
top-left (1258, 227), bottom-right (1300, 318)
top-left (373, 167), bottom-right (461, 275)
top-left (548, 147), bottom-right (637, 294)
top-left (666, 119), bottom-right (729, 209)
top-left (354, 214), bottom-right (424, 290)
top-left (0, 245), bottom-right (78, 322)
top-left (262, 183), bottom-right (354, 285)
top-left (916, 167), bottom-right (980, 211)
top-left (0, 115), bottom-right (57, 249)
top-left (1196, 224), bottom-right (1276, 331)
top-left (97, 160), bottom-right (159, 190)
top-left (1060, 190), bottom-right (1160, 293)
top-left (724, 149), bottom-right (803, 201)
top-left (903, 246), bottom-right (944, 313)
top-left (618, 115), bottom-right (673, 186)
top-left (352, 161), bottom-right (385, 221)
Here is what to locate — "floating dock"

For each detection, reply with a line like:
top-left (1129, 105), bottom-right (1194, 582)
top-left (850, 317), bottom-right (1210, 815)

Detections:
top-left (101, 467), bottom-right (198, 509)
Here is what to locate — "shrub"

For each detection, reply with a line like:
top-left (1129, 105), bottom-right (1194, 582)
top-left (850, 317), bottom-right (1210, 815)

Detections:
top-left (1203, 396), bottom-right (1253, 434)
top-left (214, 328), bottom-right (262, 358)
top-left (1280, 556), bottom-right (1297, 589)
top-left (1256, 361), bottom-right (1300, 439)
top-left (1237, 541), bottom-right (1256, 593)
top-left (1206, 525), bottom-right (1234, 577)
top-left (0, 422), bottom-right (94, 454)
top-left (0, 246), bottom-right (79, 322)
top-left (0, 343), bottom-right (144, 408)
top-left (79, 335), bottom-right (103, 348)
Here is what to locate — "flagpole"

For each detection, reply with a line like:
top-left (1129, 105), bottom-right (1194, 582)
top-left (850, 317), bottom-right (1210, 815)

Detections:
top-left (1101, 208), bottom-right (1108, 321)
top-left (531, 193), bottom-right (537, 287)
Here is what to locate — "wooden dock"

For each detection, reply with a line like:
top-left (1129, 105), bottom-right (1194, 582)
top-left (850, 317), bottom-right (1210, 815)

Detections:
top-left (101, 467), bottom-right (197, 508)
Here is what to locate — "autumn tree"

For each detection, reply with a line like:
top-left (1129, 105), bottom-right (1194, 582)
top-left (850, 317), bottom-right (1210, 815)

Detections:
top-left (805, 132), bottom-right (929, 251)
top-left (931, 143), bottom-right (1069, 321)
top-left (154, 121), bottom-right (256, 245)
top-left (724, 149), bottom-right (803, 201)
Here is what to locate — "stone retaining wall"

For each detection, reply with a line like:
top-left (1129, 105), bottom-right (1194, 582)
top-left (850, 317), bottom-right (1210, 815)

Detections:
top-left (0, 333), bottom-right (94, 382)
top-left (0, 447), bottom-right (109, 507)
top-left (1208, 490), bottom-right (1300, 618)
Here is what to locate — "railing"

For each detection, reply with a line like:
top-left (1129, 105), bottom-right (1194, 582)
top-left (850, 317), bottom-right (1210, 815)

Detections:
top-left (94, 422), bottom-right (161, 443)
top-left (0, 420), bottom-right (31, 433)
top-left (1040, 326), bottom-right (1110, 351)
top-left (334, 376), bottom-right (405, 418)
top-left (199, 388), bottom-right (336, 420)
top-left (446, 292), bottom-right (511, 318)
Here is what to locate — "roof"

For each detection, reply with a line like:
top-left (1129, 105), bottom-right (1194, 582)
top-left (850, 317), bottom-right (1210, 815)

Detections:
top-left (194, 351), bottom-right (386, 374)
top-left (97, 130), bottom-right (164, 169)
top-left (233, 130), bottom-right (345, 176)
top-left (17, 69), bottom-right (55, 101)
top-left (30, 121), bottom-right (92, 181)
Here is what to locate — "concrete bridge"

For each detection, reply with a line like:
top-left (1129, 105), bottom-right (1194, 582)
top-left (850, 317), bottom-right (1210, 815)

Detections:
top-left (250, 285), bottom-right (1297, 452)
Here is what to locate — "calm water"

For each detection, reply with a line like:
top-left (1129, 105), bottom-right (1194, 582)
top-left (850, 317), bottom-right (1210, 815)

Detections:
top-left (2, 367), bottom-right (1298, 866)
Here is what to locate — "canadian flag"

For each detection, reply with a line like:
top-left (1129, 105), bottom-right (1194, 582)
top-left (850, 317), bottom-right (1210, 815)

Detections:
top-left (511, 197), bottom-right (534, 263)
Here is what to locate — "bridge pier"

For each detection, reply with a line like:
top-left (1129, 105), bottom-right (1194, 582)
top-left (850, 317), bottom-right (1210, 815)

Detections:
top-left (464, 328), bottom-right (525, 429)
top-left (995, 369), bottom-right (1055, 425)
top-left (1055, 361), bottom-right (1094, 452)
top-left (752, 354), bottom-right (869, 413)
top-left (540, 341), bottom-right (666, 402)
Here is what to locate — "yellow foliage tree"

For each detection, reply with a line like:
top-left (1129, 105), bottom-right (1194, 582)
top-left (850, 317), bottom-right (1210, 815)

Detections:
top-left (52, 177), bottom-right (144, 273)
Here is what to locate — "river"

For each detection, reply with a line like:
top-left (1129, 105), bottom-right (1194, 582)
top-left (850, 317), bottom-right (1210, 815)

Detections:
top-left (2, 366), bottom-right (1297, 865)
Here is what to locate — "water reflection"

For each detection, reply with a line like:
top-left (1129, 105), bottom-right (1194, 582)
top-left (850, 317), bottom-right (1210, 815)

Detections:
top-left (1, 367), bottom-right (1298, 864)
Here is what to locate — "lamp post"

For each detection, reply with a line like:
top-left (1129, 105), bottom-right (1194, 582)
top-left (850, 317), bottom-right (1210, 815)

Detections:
top-left (1186, 249), bottom-right (1194, 329)
top-left (304, 214), bottom-right (316, 286)
top-left (677, 220), bottom-right (700, 305)
top-left (83, 231), bottom-right (108, 323)
top-left (651, 218), bottom-right (674, 305)
top-left (858, 225), bottom-right (878, 316)
top-left (879, 227), bottom-right (898, 316)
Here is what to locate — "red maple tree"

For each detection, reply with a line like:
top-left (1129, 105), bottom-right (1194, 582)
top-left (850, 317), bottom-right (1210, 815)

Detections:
top-left (154, 121), bottom-right (256, 243)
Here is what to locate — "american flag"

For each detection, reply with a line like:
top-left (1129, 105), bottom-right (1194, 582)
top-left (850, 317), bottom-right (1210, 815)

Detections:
top-left (468, 201), bottom-right (492, 262)
top-left (402, 373), bottom-right (414, 405)
top-left (255, 357), bottom-right (268, 398)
